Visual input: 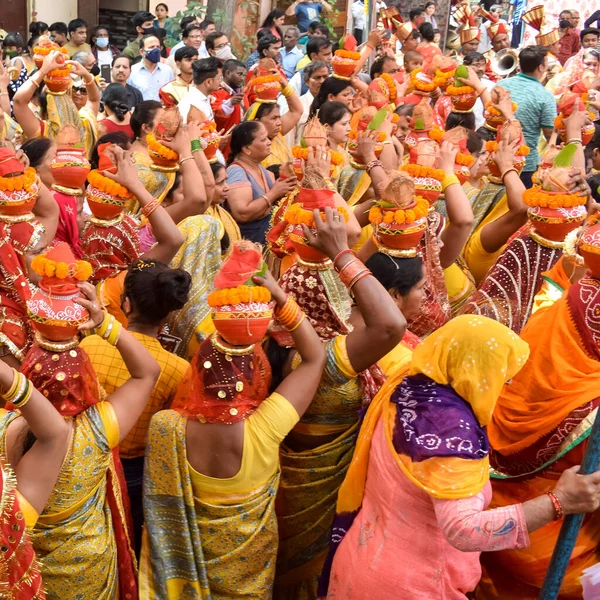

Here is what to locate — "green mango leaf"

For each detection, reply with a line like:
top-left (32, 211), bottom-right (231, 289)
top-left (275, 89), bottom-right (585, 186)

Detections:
top-left (367, 107), bottom-right (388, 131)
top-left (244, 262), bottom-right (268, 286)
top-left (553, 142), bottom-right (577, 168)
top-left (414, 118), bottom-right (425, 131)
top-left (300, 136), bottom-right (307, 148)
top-left (377, 200), bottom-right (396, 208)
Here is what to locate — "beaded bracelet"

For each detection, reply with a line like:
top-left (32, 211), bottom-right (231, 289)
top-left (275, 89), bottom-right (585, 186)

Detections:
top-left (333, 249), bottom-right (357, 271)
top-left (547, 490), bottom-right (564, 520)
top-left (190, 138), bottom-right (202, 153)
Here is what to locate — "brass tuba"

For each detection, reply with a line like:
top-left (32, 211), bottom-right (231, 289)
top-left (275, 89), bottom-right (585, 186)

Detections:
top-left (491, 48), bottom-right (519, 77)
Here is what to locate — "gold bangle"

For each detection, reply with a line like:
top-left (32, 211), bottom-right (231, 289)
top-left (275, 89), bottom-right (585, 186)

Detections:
top-left (282, 84), bottom-right (294, 98)
top-left (13, 379), bottom-right (32, 409)
top-left (2, 368), bottom-right (19, 400)
top-left (501, 167), bottom-right (518, 181)
top-left (287, 312), bottom-right (305, 332)
top-left (178, 155), bottom-right (194, 165)
top-left (95, 311), bottom-right (111, 338)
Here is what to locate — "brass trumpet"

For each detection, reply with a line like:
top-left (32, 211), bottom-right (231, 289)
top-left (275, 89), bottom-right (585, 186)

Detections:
top-left (491, 48), bottom-right (519, 77)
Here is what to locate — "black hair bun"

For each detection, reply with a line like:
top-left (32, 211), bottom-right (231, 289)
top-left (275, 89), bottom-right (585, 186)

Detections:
top-left (155, 269), bottom-right (192, 310)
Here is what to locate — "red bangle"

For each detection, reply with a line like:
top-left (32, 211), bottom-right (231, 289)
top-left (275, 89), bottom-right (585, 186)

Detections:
top-left (348, 269), bottom-right (372, 290)
top-left (547, 491), bottom-right (564, 520)
top-left (333, 249), bottom-right (357, 271)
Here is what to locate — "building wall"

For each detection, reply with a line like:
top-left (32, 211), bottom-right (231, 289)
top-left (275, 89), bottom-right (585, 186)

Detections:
top-left (28, 0), bottom-right (79, 26)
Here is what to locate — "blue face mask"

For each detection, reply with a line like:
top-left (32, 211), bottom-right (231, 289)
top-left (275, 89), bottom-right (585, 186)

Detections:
top-left (145, 47), bottom-right (161, 63)
top-left (95, 37), bottom-right (109, 48)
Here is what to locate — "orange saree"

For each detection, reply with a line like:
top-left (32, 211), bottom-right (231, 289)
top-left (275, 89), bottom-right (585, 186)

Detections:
top-left (478, 277), bottom-right (600, 599)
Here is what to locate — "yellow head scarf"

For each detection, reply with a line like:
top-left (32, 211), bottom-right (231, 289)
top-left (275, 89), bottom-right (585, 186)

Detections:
top-left (409, 315), bottom-right (530, 426)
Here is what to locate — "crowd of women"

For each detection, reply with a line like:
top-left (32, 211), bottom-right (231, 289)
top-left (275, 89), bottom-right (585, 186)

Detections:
top-left (1, 5), bottom-right (600, 599)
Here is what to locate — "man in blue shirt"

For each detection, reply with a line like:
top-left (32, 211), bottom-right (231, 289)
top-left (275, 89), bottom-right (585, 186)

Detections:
top-left (280, 27), bottom-right (303, 79)
top-left (286, 0), bottom-right (333, 33)
top-left (497, 46), bottom-right (557, 188)
top-left (128, 34), bottom-right (174, 101)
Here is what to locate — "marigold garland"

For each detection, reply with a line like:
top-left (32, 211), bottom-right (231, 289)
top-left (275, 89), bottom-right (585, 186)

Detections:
top-left (455, 153), bottom-right (475, 167)
top-left (485, 102), bottom-right (516, 116)
top-left (0, 167), bottom-right (37, 192)
top-left (334, 49), bottom-right (361, 60)
top-left (34, 45), bottom-right (69, 56)
top-left (87, 170), bottom-right (134, 199)
top-left (349, 130), bottom-right (387, 142)
top-left (400, 163), bottom-right (445, 182)
top-left (291, 146), bottom-right (344, 166)
top-left (409, 69), bottom-right (437, 92)
top-left (446, 85), bottom-right (476, 96)
top-left (554, 111), bottom-right (595, 130)
top-left (46, 67), bottom-right (72, 79)
top-left (31, 255), bottom-right (93, 281)
top-left (369, 196), bottom-right (429, 225)
top-left (428, 127), bottom-right (444, 142)
top-left (435, 68), bottom-right (456, 82)
top-left (208, 285), bottom-right (272, 307)
top-left (250, 74), bottom-right (281, 87)
top-left (284, 203), bottom-right (349, 226)
top-left (485, 141), bottom-right (529, 157)
top-left (522, 186), bottom-right (586, 209)
top-left (146, 133), bottom-right (179, 161)
top-left (379, 73), bottom-right (397, 102)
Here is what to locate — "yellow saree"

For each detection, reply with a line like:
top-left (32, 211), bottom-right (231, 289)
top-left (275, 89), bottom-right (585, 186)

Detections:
top-left (128, 151), bottom-right (176, 213)
top-left (32, 403), bottom-right (121, 600)
top-left (275, 336), bottom-right (364, 600)
top-left (166, 215), bottom-right (222, 360)
top-left (262, 133), bottom-right (293, 169)
top-left (140, 410), bottom-right (280, 599)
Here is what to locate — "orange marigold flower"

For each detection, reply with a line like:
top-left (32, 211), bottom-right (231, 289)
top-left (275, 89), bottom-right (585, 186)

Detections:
top-left (522, 186), bottom-right (586, 209)
top-left (400, 163), bottom-right (445, 182)
top-left (335, 49), bottom-right (361, 60)
top-left (455, 153), bottom-right (475, 167)
top-left (446, 85), bottom-right (475, 95)
top-left (147, 133), bottom-right (179, 161)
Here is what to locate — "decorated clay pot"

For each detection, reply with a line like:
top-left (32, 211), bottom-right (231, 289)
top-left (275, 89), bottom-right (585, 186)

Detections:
top-left (148, 148), bottom-right (178, 170)
top-left (404, 130), bottom-right (431, 149)
top-left (450, 91), bottom-right (477, 112)
top-left (0, 184), bottom-right (39, 216)
top-left (412, 177), bottom-right (442, 205)
top-left (51, 147), bottom-right (91, 191)
top-left (484, 108), bottom-right (506, 130)
top-left (288, 223), bottom-right (329, 262)
top-left (374, 213), bottom-right (427, 254)
top-left (331, 56), bottom-right (356, 79)
top-left (44, 75), bottom-right (72, 94)
top-left (85, 186), bottom-right (127, 220)
top-left (255, 80), bottom-right (281, 102)
top-left (27, 286), bottom-right (89, 341)
top-left (527, 204), bottom-right (587, 243)
top-left (454, 164), bottom-right (471, 184)
top-left (557, 122), bottom-right (595, 146)
top-left (203, 131), bottom-right (220, 163)
top-left (579, 223), bottom-right (600, 278)
top-left (212, 304), bottom-right (273, 345)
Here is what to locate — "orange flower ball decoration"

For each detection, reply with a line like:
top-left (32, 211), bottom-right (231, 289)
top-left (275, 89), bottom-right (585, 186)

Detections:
top-left (0, 167), bottom-right (37, 192)
top-left (31, 255), bottom-right (93, 281)
top-left (446, 84), bottom-right (475, 96)
top-left (147, 132), bottom-right (179, 161)
top-left (207, 285), bottom-right (272, 307)
top-left (87, 170), bottom-right (134, 199)
top-left (428, 127), bottom-right (444, 142)
top-left (400, 163), bottom-right (445, 182)
top-left (34, 45), bottom-right (69, 57)
top-left (284, 203), bottom-right (349, 227)
top-left (349, 130), bottom-right (387, 142)
top-left (522, 186), bottom-right (586, 209)
top-left (369, 197), bottom-right (429, 226)
top-left (335, 49), bottom-right (361, 60)
top-left (485, 102), bottom-right (517, 116)
top-left (291, 146), bottom-right (344, 166)
top-left (455, 153), bottom-right (475, 167)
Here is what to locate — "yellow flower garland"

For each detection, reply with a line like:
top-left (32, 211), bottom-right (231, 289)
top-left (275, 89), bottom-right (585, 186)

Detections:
top-left (87, 170), bottom-right (134, 199)
top-left (31, 255), bottom-right (93, 281)
top-left (208, 285), bottom-right (272, 307)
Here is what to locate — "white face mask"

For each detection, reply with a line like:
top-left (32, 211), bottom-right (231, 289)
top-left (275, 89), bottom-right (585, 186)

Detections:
top-left (215, 46), bottom-right (236, 61)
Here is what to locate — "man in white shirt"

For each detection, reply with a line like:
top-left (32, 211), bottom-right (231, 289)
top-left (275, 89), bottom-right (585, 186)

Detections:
top-left (127, 35), bottom-right (174, 101)
top-left (463, 51), bottom-right (496, 130)
top-left (178, 56), bottom-right (223, 122)
top-left (166, 24), bottom-right (203, 73)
